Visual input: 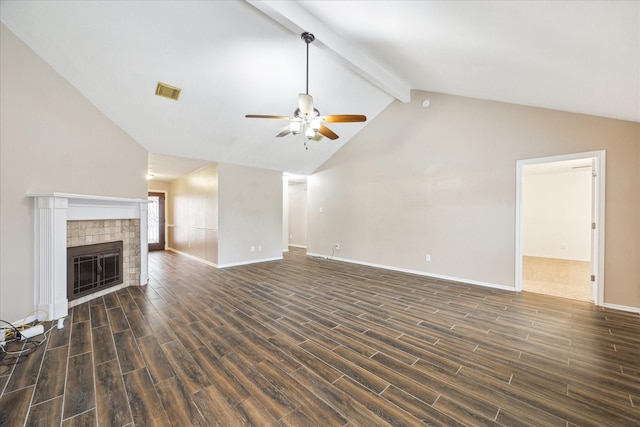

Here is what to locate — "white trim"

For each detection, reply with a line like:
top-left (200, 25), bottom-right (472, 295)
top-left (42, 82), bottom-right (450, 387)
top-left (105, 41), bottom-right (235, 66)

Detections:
top-left (68, 283), bottom-right (129, 308)
top-left (218, 256), bottom-right (283, 268)
top-left (27, 192), bottom-right (148, 202)
top-left (306, 252), bottom-right (515, 292)
top-left (515, 150), bottom-right (606, 306)
top-left (602, 303), bottom-right (640, 314)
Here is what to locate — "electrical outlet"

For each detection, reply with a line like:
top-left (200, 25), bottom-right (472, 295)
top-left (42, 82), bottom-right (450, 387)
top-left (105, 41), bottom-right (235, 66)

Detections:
top-left (425, 254), bottom-right (431, 262)
top-left (250, 245), bottom-right (255, 252)
top-left (335, 243), bottom-right (340, 250)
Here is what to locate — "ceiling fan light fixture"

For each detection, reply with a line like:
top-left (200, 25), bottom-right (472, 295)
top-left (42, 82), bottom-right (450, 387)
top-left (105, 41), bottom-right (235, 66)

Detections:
top-left (290, 121), bottom-right (302, 135)
top-left (310, 117), bottom-right (322, 131)
top-left (305, 127), bottom-right (316, 139)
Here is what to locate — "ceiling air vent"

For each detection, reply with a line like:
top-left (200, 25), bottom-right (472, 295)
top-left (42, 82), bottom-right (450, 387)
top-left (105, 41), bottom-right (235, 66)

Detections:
top-left (155, 82), bottom-right (181, 100)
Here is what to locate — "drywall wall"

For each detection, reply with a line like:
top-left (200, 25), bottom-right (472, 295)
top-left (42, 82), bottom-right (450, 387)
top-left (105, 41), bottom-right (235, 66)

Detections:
top-left (167, 164), bottom-right (219, 264)
top-left (523, 168), bottom-right (592, 261)
top-left (0, 23), bottom-right (148, 322)
top-left (218, 163), bottom-right (283, 266)
top-left (288, 183), bottom-right (308, 248)
top-left (308, 90), bottom-right (640, 309)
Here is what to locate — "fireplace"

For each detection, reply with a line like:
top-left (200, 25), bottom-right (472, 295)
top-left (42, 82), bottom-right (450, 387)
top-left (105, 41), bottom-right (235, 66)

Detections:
top-left (68, 241), bottom-right (123, 300)
top-left (28, 193), bottom-right (149, 321)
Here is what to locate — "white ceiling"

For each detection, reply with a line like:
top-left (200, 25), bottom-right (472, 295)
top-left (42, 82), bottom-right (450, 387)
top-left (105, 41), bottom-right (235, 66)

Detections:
top-left (2, 1), bottom-right (638, 179)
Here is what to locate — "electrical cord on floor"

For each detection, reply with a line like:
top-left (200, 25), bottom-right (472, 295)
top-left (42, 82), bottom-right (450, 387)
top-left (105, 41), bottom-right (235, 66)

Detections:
top-left (1, 315), bottom-right (56, 369)
top-left (1, 319), bottom-right (25, 370)
top-left (0, 319), bottom-right (20, 346)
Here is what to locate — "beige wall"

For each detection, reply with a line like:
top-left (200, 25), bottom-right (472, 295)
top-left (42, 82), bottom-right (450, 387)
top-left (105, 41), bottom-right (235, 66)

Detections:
top-left (165, 163), bottom-right (283, 267)
top-left (167, 164), bottom-right (219, 264)
top-left (0, 24), bottom-right (148, 322)
top-left (308, 90), bottom-right (640, 309)
top-left (218, 163), bottom-right (283, 266)
top-left (288, 182), bottom-right (308, 247)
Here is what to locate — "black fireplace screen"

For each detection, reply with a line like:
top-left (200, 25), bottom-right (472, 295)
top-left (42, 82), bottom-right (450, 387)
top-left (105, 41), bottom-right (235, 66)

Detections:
top-left (67, 241), bottom-right (123, 300)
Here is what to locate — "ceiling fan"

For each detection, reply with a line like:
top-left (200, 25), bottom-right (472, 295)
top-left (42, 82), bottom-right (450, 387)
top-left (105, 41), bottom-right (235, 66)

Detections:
top-left (245, 32), bottom-right (366, 147)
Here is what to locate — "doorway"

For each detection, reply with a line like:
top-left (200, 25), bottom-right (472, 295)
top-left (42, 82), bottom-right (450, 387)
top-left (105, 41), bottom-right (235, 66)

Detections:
top-left (148, 192), bottom-right (166, 251)
top-left (515, 151), bottom-right (605, 305)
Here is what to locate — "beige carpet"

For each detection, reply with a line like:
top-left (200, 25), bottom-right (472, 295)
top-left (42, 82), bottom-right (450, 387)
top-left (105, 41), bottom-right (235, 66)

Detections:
top-left (522, 256), bottom-right (592, 301)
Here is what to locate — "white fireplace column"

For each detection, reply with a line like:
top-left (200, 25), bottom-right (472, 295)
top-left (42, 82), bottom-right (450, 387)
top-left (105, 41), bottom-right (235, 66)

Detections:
top-left (34, 196), bottom-right (69, 321)
top-left (29, 193), bottom-right (149, 321)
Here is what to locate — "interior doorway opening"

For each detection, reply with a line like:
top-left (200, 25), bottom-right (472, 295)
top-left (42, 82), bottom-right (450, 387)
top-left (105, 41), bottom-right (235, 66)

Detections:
top-left (515, 151), bottom-right (605, 305)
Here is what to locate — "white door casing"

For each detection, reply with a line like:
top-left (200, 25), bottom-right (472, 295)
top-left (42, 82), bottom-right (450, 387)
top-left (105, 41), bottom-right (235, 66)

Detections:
top-left (515, 150), bottom-right (606, 306)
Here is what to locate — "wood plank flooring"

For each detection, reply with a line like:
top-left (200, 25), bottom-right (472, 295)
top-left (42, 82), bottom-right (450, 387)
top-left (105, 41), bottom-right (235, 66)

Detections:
top-left (1, 247), bottom-right (639, 426)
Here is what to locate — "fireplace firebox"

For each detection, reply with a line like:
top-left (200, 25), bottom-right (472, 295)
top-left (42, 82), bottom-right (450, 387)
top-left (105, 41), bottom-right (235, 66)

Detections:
top-left (67, 241), bottom-right (123, 300)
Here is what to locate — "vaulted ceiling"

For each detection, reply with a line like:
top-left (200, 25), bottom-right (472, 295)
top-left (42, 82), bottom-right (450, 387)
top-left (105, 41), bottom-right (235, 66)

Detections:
top-left (2, 1), bottom-right (638, 178)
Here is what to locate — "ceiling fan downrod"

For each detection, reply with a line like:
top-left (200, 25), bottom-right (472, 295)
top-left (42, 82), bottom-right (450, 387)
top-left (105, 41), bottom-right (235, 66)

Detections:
top-left (301, 32), bottom-right (315, 95)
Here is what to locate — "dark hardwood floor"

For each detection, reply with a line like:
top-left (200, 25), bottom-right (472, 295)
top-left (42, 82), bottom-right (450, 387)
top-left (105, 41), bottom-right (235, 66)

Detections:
top-left (1, 247), bottom-right (639, 426)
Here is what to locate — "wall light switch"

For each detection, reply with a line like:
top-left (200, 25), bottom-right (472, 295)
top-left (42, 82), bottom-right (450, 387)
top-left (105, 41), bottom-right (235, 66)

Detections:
top-left (250, 246), bottom-right (255, 252)
top-left (425, 254), bottom-right (431, 262)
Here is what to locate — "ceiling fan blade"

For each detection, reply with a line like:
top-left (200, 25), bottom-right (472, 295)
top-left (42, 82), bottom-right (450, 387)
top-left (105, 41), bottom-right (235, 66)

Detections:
top-left (276, 127), bottom-right (291, 138)
top-left (318, 124), bottom-right (339, 140)
top-left (245, 115), bottom-right (290, 120)
top-left (298, 94), bottom-right (314, 116)
top-left (322, 114), bottom-right (367, 123)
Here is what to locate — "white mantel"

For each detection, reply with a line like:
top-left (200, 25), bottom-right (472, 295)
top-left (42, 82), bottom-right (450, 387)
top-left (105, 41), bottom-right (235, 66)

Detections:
top-left (28, 193), bottom-right (149, 321)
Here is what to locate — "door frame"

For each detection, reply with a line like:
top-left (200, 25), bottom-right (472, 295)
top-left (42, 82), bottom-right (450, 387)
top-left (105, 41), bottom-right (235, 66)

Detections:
top-left (148, 191), bottom-right (167, 251)
top-left (515, 150), bottom-right (606, 306)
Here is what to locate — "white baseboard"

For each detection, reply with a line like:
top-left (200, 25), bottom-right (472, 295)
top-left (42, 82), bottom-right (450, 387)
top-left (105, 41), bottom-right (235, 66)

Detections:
top-left (602, 303), bottom-right (640, 314)
top-left (9, 314), bottom-right (39, 328)
top-left (218, 256), bottom-right (283, 268)
top-left (306, 253), bottom-right (640, 313)
top-left (306, 252), bottom-right (515, 292)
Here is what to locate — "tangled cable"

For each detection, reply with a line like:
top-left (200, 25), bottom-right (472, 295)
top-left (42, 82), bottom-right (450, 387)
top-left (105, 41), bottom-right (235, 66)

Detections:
top-left (1, 311), bottom-right (57, 371)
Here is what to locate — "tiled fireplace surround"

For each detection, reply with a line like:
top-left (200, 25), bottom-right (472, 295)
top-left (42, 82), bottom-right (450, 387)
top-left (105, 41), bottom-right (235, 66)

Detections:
top-left (28, 193), bottom-right (149, 321)
top-left (67, 219), bottom-right (141, 296)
